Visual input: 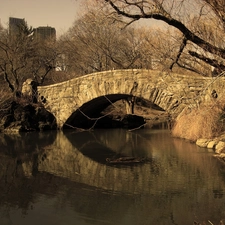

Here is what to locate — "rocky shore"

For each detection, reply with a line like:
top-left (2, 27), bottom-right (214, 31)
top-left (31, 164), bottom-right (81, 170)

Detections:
top-left (196, 134), bottom-right (225, 164)
top-left (0, 100), bottom-right (57, 133)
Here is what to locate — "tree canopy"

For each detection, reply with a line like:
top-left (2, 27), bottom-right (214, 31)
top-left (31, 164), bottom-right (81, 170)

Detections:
top-left (103, 0), bottom-right (225, 75)
top-left (59, 9), bottom-right (154, 74)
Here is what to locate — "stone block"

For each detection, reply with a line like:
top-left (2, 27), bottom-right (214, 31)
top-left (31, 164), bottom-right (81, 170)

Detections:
top-left (215, 141), bottom-right (225, 154)
top-left (207, 140), bottom-right (217, 149)
top-left (219, 153), bottom-right (225, 159)
top-left (196, 139), bottom-right (211, 148)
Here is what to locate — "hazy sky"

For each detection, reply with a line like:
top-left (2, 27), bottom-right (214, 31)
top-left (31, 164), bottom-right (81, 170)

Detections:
top-left (0, 0), bottom-right (82, 36)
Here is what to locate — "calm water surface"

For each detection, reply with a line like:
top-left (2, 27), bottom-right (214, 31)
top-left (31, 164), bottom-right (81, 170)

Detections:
top-left (0, 129), bottom-right (225, 225)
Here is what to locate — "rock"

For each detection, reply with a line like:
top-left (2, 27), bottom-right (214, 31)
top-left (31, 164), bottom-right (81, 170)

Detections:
top-left (0, 114), bottom-right (14, 129)
top-left (4, 125), bottom-right (23, 133)
top-left (94, 114), bottom-right (146, 129)
top-left (22, 79), bottom-right (38, 103)
top-left (196, 139), bottom-right (211, 148)
top-left (38, 121), bottom-right (54, 131)
top-left (94, 115), bottom-right (122, 128)
top-left (218, 153), bottom-right (225, 159)
top-left (121, 114), bottom-right (146, 129)
top-left (215, 141), bottom-right (225, 154)
top-left (207, 140), bottom-right (217, 149)
top-left (0, 101), bottom-right (57, 132)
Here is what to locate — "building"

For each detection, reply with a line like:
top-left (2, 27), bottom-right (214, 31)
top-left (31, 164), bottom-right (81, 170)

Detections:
top-left (33, 26), bottom-right (56, 41)
top-left (8, 17), bottom-right (56, 42)
top-left (9, 17), bottom-right (26, 37)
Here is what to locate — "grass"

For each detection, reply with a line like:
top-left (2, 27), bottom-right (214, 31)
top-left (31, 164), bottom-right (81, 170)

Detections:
top-left (171, 100), bottom-right (225, 142)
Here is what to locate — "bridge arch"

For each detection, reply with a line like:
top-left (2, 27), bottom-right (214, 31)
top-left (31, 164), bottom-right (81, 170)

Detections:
top-left (37, 69), bottom-right (209, 129)
top-left (63, 93), bottom-right (164, 129)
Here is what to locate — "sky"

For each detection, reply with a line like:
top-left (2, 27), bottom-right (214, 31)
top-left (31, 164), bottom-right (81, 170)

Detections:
top-left (0, 0), bottom-right (82, 36)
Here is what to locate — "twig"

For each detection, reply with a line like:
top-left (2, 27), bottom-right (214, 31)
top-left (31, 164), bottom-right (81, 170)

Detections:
top-left (128, 122), bottom-right (146, 132)
top-left (77, 107), bottom-right (117, 120)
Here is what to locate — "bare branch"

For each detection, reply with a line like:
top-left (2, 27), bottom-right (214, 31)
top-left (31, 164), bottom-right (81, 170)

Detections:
top-left (105, 0), bottom-right (225, 59)
top-left (170, 36), bottom-right (187, 70)
top-left (189, 50), bottom-right (225, 71)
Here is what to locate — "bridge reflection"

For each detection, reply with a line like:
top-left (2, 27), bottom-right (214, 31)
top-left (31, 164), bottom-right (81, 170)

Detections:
top-left (64, 129), bottom-right (153, 164)
top-left (36, 130), bottom-right (160, 195)
top-left (0, 130), bottom-right (223, 196)
top-left (1, 130), bottom-right (225, 224)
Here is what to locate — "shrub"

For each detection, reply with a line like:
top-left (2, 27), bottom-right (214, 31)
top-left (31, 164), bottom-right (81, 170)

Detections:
top-left (172, 100), bottom-right (225, 141)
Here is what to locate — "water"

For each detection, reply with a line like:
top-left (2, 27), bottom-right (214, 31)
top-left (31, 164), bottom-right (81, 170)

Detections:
top-left (0, 129), bottom-right (225, 225)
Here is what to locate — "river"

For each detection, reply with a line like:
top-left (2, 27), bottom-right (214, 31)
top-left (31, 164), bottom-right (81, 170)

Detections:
top-left (0, 128), bottom-right (225, 225)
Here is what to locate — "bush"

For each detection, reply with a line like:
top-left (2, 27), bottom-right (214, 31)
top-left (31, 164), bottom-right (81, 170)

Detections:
top-left (171, 100), bottom-right (225, 142)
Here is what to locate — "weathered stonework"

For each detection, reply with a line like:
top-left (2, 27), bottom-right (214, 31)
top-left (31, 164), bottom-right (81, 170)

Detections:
top-left (22, 78), bottom-right (38, 103)
top-left (37, 69), bottom-right (224, 129)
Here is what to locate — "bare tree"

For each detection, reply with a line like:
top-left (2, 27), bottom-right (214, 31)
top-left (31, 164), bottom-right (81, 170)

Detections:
top-left (102, 0), bottom-right (225, 75)
top-left (59, 9), bottom-right (147, 74)
top-left (0, 21), bottom-right (61, 97)
top-left (29, 40), bottom-right (61, 85)
top-left (0, 24), bottom-right (34, 94)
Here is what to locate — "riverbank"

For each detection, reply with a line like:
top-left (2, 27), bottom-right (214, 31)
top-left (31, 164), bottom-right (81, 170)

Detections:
top-left (0, 99), bottom-right (57, 133)
top-left (196, 134), bottom-right (225, 164)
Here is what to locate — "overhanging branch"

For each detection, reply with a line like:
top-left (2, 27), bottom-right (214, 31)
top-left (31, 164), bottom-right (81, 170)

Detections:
top-left (105, 0), bottom-right (225, 59)
top-left (189, 51), bottom-right (225, 71)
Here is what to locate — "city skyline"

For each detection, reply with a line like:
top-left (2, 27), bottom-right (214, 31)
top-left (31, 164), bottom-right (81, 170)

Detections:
top-left (0, 0), bottom-right (82, 36)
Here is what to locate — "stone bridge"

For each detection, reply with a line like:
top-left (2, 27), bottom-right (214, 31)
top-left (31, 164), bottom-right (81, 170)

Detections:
top-left (37, 69), bottom-right (225, 129)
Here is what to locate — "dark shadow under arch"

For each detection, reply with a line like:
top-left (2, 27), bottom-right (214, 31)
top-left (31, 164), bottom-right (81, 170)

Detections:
top-left (63, 94), bottom-right (164, 129)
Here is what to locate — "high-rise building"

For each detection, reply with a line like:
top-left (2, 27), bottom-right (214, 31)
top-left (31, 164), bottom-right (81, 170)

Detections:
top-left (9, 17), bottom-right (26, 37)
top-left (33, 26), bottom-right (56, 41)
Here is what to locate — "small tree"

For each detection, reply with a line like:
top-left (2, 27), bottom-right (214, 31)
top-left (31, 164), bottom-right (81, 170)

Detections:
top-left (0, 22), bottom-right (34, 95)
